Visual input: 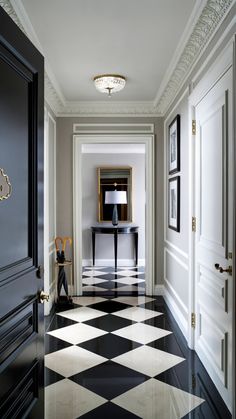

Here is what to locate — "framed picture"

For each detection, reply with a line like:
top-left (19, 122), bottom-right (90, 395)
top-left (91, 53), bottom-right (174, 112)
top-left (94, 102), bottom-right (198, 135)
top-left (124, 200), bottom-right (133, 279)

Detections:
top-left (168, 176), bottom-right (180, 232)
top-left (168, 114), bottom-right (180, 174)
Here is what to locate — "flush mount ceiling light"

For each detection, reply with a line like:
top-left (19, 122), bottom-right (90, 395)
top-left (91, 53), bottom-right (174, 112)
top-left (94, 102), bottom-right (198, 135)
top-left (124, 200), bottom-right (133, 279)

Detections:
top-left (93, 74), bottom-right (126, 97)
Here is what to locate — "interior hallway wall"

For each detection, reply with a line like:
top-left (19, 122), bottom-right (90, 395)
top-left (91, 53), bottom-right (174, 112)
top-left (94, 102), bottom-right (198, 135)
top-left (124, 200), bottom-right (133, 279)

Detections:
top-left (163, 4), bottom-right (236, 339)
top-left (82, 152), bottom-right (145, 264)
top-left (56, 117), bottom-right (164, 284)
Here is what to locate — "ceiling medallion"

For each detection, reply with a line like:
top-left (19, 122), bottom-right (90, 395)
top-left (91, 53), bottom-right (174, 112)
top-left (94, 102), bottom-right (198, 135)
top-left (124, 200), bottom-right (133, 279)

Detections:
top-left (93, 74), bottom-right (126, 97)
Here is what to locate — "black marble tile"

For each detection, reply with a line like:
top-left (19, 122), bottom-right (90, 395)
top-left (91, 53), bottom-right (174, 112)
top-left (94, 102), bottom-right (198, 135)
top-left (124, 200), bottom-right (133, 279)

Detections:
top-left (78, 333), bottom-right (141, 359)
top-left (69, 360), bottom-right (149, 399)
top-left (84, 313), bottom-right (135, 332)
top-left (95, 281), bottom-right (127, 290)
top-left (142, 315), bottom-right (172, 330)
top-left (154, 361), bottom-right (190, 392)
top-left (79, 402), bottom-right (140, 418)
top-left (87, 300), bottom-right (130, 313)
top-left (139, 298), bottom-right (166, 311)
top-left (147, 333), bottom-right (185, 357)
top-left (132, 273), bottom-right (145, 279)
top-left (95, 273), bottom-right (124, 281)
top-left (136, 280), bottom-right (145, 286)
top-left (82, 289), bottom-right (144, 297)
top-left (47, 314), bottom-right (78, 331)
top-left (45, 367), bottom-right (64, 386)
top-left (97, 266), bottom-right (118, 272)
top-left (45, 333), bottom-right (72, 355)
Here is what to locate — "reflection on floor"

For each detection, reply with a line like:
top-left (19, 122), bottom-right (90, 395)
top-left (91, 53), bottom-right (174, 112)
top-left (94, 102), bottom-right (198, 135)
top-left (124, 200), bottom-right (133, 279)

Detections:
top-left (45, 268), bottom-right (231, 419)
top-left (82, 266), bottom-right (145, 295)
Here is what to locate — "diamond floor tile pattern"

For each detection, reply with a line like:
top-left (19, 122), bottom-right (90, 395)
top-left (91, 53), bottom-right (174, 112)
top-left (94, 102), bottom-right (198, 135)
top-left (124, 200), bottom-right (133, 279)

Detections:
top-left (44, 267), bottom-right (231, 419)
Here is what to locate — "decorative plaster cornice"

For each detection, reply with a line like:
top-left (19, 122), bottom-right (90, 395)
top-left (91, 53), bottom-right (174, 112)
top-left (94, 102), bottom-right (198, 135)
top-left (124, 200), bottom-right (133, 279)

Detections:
top-left (1, 0), bottom-right (234, 117)
top-left (58, 101), bottom-right (160, 117)
top-left (44, 73), bottom-right (65, 115)
top-left (0, 0), bottom-right (25, 32)
top-left (155, 0), bottom-right (234, 115)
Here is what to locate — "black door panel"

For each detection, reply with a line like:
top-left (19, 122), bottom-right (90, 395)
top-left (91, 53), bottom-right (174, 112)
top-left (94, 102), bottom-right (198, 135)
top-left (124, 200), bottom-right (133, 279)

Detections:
top-left (0, 6), bottom-right (44, 418)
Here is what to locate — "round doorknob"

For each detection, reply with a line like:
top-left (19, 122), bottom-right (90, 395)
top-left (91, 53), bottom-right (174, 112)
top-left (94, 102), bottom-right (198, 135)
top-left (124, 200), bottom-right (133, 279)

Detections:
top-left (39, 291), bottom-right (49, 303)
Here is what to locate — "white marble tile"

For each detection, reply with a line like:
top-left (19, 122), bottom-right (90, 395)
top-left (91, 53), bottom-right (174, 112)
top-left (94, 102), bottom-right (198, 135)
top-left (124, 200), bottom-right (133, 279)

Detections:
top-left (112, 323), bottom-right (171, 345)
top-left (83, 270), bottom-right (107, 277)
top-left (111, 296), bottom-right (156, 306)
top-left (112, 378), bottom-right (205, 419)
top-left (45, 379), bottom-right (106, 419)
top-left (112, 306), bottom-right (162, 322)
top-left (82, 285), bottom-right (108, 292)
top-left (112, 345), bottom-right (184, 377)
top-left (45, 346), bottom-right (107, 377)
top-left (57, 306), bottom-right (107, 322)
top-left (111, 276), bottom-right (145, 284)
top-left (47, 323), bottom-right (108, 345)
top-left (72, 296), bottom-right (107, 306)
top-left (82, 277), bottom-right (107, 285)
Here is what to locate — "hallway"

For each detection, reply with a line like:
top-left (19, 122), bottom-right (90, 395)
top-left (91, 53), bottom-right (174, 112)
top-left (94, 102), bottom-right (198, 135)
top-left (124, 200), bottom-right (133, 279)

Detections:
top-left (44, 268), bottom-right (231, 418)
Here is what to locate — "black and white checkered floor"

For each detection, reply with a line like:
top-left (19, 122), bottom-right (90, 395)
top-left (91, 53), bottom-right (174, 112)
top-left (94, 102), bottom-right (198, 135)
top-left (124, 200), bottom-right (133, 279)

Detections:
top-left (82, 266), bottom-right (145, 295)
top-left (45, 268), bottom-right (231, 418)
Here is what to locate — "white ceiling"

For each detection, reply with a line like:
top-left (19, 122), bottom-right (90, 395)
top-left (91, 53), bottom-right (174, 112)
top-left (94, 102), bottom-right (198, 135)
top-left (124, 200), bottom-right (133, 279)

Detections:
top-left (20, 0), bottom-right (197, 103)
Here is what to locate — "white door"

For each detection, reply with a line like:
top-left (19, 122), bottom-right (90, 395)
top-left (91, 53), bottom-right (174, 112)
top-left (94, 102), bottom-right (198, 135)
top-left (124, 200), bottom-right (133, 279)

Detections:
top-left (194, 68), bottom-right (233, 411)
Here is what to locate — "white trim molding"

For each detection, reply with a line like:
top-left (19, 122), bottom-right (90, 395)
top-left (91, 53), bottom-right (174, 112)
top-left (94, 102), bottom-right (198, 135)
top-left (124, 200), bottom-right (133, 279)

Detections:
top-left (73, 123), bottom-right (154, 134)
top-left (2, 0), bottom-right (235, 116)
top-left (164, 285), bottom-right (188, 340)
top-left (44, 109), bottom-right (57, 316)
top-left (155, 0), bottom-right (235, 115)
top-left (154, 285), bottom-right (165, 296)
top-left (73, 134), bottom-right (155, 296)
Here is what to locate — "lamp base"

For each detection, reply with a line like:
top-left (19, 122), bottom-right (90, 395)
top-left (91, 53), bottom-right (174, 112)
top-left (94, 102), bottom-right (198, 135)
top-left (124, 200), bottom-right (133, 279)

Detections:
top-left (112, 204), bottom-right (118, 226)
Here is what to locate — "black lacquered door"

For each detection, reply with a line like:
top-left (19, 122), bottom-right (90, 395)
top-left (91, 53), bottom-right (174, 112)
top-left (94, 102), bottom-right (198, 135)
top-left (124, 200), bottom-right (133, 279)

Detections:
top-left (0, 6), bottom-right (44, 418)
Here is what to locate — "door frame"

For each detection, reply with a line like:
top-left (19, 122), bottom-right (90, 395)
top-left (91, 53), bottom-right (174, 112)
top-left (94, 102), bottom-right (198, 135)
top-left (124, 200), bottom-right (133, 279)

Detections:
top-left (44, 107), bottom-right (57, 316)
top-left (73, 134), bottom-right (155, 296)
top-left (188, 39), bottom-right (235, 411)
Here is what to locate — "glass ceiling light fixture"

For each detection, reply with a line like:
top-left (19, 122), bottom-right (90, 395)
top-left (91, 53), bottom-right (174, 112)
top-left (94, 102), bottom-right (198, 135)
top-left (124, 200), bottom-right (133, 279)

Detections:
top-left (93, 74), bottom-right (126, 97)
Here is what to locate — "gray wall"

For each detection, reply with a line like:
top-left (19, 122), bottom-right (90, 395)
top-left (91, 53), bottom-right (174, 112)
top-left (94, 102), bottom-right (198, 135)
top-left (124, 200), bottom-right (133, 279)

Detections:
top-left (56, 117), bottom-right (164, 283)
top-left (82, 152), bottom-right (145, 263)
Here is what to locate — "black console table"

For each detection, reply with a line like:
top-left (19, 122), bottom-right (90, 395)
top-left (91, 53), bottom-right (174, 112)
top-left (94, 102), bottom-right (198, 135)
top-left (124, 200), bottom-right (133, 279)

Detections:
top-left (91, 225), bottom-right (139, 270)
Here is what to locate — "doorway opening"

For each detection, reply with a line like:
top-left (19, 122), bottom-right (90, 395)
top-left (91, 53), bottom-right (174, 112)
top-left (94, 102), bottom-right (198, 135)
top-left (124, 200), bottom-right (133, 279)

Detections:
top-left (73, 133), bottom-right (155, 296)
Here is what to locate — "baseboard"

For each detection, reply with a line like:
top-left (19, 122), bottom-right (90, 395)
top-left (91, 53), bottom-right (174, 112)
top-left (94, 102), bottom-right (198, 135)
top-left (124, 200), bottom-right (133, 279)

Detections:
top-left (82, 259), bottom-right (145, 267)
top-left (154, 284), bottom-right (165, 295)
top-left (164, 285), bottom-right (188, 340)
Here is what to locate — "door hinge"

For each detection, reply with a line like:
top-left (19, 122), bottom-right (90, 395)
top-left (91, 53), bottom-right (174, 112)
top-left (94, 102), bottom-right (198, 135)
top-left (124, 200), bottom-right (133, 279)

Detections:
top-left (192, 120), bottom-right (196, 135)
top-left (192, 374), bottom-right (196, 389)
top-left (192, 217), bottom-right (196, 232)
top-left (191, 312), bottom-right (196, 328)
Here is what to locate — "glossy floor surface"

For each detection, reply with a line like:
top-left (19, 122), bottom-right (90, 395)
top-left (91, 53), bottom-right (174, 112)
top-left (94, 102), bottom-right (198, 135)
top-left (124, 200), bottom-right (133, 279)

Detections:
top-left (45, 267), bottom-right (231, 418)
top-left (82, 266), bottom-right (145, 295)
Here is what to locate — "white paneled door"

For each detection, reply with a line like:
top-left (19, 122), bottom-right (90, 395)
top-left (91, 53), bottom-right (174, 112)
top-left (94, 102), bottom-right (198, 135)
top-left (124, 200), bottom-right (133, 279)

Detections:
top-left (194, 68), bottom-right (233, 411)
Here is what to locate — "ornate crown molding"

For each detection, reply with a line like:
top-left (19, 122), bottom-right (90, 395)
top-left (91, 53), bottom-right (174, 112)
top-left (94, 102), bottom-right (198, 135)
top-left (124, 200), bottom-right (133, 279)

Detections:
top-left (0, 0), bottom-right (25, 32)
top-left (1, 0), bottom-right (234, 117)
top-left (155, 0), bottom-right (234, 115)
top-left (58, 101), bottom-right (160, 117)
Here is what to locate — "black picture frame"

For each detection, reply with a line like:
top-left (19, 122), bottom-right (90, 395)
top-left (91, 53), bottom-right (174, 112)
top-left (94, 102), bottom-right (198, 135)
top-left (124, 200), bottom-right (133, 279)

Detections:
top-left (168, 176), bottom-right (180, 232)
top-left (168, 114), bottom-right (180, 174)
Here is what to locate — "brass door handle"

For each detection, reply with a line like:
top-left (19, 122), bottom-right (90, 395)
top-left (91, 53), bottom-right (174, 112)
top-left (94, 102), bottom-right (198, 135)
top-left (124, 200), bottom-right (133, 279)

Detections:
top-left (39, 291), bottom-right (49, 303)
top-left (215, 263), bottom-right (232, 275)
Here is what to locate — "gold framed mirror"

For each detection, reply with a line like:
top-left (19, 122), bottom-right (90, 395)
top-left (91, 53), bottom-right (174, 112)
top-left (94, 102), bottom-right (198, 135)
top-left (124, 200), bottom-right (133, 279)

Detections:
top-left (97, 166), bottom-right (132, 223)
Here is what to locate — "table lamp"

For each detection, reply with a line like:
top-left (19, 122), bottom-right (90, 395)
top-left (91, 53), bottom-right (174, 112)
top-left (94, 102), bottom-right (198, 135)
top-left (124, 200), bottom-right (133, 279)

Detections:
top-left (105, 190), bottom-right (127, 226)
